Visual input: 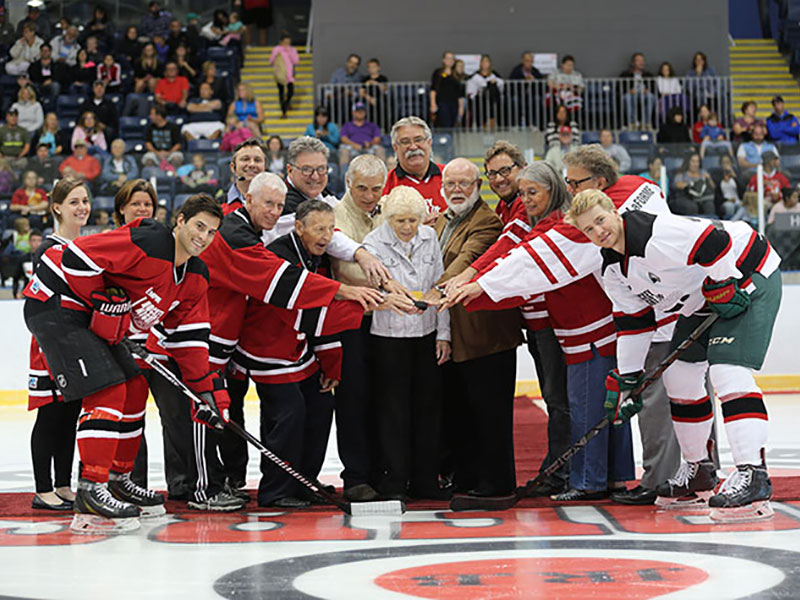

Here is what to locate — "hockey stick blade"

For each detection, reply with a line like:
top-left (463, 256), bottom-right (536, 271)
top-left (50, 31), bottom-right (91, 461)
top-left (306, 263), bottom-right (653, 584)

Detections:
top-left (122, 339), bottom-right (405, 517)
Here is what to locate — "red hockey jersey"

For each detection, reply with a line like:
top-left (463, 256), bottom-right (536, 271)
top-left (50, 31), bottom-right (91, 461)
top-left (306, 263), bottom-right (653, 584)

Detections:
top-left (383, 161), bottom-right (447, 214)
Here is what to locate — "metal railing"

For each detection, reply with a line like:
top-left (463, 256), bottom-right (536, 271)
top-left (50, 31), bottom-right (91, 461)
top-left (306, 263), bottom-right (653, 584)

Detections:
top-left (317, 76), bottom-right (733, 134)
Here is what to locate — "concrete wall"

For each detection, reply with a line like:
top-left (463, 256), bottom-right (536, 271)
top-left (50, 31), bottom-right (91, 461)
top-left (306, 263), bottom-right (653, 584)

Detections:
top-left (312, 0), bottom-right (729, 84)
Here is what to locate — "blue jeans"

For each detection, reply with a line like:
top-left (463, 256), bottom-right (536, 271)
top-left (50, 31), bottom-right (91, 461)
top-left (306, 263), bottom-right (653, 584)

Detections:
top-left (624, 91), bottom-right (655, 126)
top-left (566, 347), bottom-right (634, 490)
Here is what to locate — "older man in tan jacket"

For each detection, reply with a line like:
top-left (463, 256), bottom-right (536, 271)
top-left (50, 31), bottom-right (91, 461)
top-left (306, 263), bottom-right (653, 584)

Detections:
top-left (430, 157), bottom-right (523, 498)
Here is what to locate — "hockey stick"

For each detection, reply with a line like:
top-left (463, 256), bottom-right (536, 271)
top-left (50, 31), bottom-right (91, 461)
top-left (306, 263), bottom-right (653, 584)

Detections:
top-left (122, 339), bottom-right (405, 516)
top-left (450, 312), bottom-right (720, 512)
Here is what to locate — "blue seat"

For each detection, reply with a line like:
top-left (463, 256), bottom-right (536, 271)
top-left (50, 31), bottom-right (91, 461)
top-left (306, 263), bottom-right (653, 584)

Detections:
top-left (187, 139), bottom-right (221, 153)
top-left (582, 131), bottom-right (602, 144)
top-left (166, 115), bottom-right (185, 127)
top-left (120, 116), bottom-right (148, 142)
top-left (664, 155), bottom-right (685, 173)
top-left (92, 196), bottom-right (115, 211)
top-left (628, 153), bottom-right (649, 174)
top-left (702, 155), bottom-right (722, 170)
top-left (171, 193), bottom-right (193, 211)
top-left (56, 95), bottom-right (86, 120)
top-left (619, 131), bottom-right (654, 146)
top-left (58, 117), bottom-right (76, 130)
top-left (124, 141), bottom-right (144, 153)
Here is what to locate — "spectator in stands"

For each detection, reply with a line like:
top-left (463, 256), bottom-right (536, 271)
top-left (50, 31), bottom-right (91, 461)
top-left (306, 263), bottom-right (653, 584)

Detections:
top-left (85, 6), bottom-right (115, 51)
top-left (737, 122), bottom-right (777, 172)
top-left (338, 101), bottom-right (384, 168)
top-left (166, 18), bottom-right (192, 56)
top-left (242, 0), bottom-right (271, 47)
top-left (362, 186), bottom-right (451, 501)
top-left (30, 143), bottom-right (60, 188)
top-left (87, 80), bottom-right (118, 138)
top-left (719, 167), bottom-right (747, 221)
top-left (691, 103), bottom-right (711, 143)
top-left (466, 54), bottom-right (504, 130)
top-left (620, 52), bottom-right (656, 129)
top-left (11, 85), bottom-right (43, 134)
top-left (50, 25), bottom-right (80, 67)
top-left (10, 169), bottom-right (48, 229)
top-left (673, 151), bottom-right (715, 215)
top-left (0, 108), bottom-right (30, 169)
top-left (199, 9), bottom-right (227, 44)
top-left (266, 135), bottom-right (286, 175)
top-left (545, 104), bottom-right (580, 148)
top-left (228, 82), bottom-right (263, 138)
top-left (84, 36), bottom-right (102, 65)
top-left (31, 112), bottom-right (67, 156)
top-left (733, 101), bottom-right (764, 143)
top-left (330, 54), bottom-right (362, 84)
top-left (71, 110), bottom-right (107, 154)
top-left (768, 186), bottom-right (800, 224)
top-left (510, 50), bottom-right (543, 82)
top-left (134, 42), bottom-right (163, 94)
top-left (28, 43), bottom-right (65, 103)
top-left (180, 153), bottom-right (218, 192)
top-left (544, 126), bottom-right (579, 172)
top-left (155, 61), bottom-right (190, 114)
top-left (656, 106), bottom-right (692, 145)
top-left (430, 51), bottom-right (465, 129)
top-left (172, 43), bottom-right (197, 81)
top-left (766, 95), bottom-right (800, 144)
top-left (97, 54), bottom-right (122, 90)
top-left (360, 58), bottom-right (389, 130)
top-left (655, 61), bottom-right (684, 121)
top-left (0, 156), bottom-right (16, 193)
top-left (6, 23), bottom-right (43, 76)
top-left (508, 51), bottom-right (543, 127)
top-left (220, 114), bottom-right (254, 152)
top-left (117, 25), bottom-right (142, 64)
top-left (71, 49), bottom-right (98, 95)
top-left (154, 205), bottom-right (168, 224)
top-left (16, 2), bottom-right (50, 40)
top-left (58, 138), bottom-right (101, 183)
top-left (747, 150), bottom-right (790, 205)
top-left (183, 84), bottom-right (225, 141)
top-left (199, 60), bottom-right (228, 105)
top-left (547, 55), bottom-right (584, 114)
top-left (305, 105), bottom-right (340, 153)
top-left (100, 138), bottom-right (138, 195)
top-left (152, 34), bottom-right (169, 63)
top-left (220, 12), bottom-right (243, 47)
top-left (699, 112), bottom-right (733, 159)
top-left (685, 51), bottom-right (718, 112)
top-left (141, 0), bottom-right (172, 40)
top-left (640, 155), bottom-right (669, 198)
top-left (269, 31), bottom-right (299, 118)
top-left (598, 129), bottom-right (631, 173)
top-left (144, 105), bottom-right (183, 167)
top-left (0, 8), bottom-right (14, 52)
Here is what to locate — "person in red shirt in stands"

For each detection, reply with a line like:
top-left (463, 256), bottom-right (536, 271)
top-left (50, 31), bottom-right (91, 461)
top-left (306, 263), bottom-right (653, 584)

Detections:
top-left (58, 139), bottom-right (101, 183)
top-left (154, 61), bottom-right (189, 114)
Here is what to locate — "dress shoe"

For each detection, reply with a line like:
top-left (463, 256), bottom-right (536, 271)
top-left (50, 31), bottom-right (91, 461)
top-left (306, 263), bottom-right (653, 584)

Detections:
top-left (409, 487), bottom-right (452, 501)
top-left (551, 488), bottom-right (608, 502)
top-left (343, 484), bottom-right (380, 502)
top-left (610, 485), bottom-right (656, 505)
top-left (268, 496), bottom-right (311, 509)
top-left (524, 479), bottom-right (566, 498)
top-left (32, 494), bottom-right (73, 511)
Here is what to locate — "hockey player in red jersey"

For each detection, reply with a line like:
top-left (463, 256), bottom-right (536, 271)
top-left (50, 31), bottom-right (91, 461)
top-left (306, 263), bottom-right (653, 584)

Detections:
top-left (24, 194), bottom-right (226, 533)
top-left (566, 189), bottom-right (781, 522)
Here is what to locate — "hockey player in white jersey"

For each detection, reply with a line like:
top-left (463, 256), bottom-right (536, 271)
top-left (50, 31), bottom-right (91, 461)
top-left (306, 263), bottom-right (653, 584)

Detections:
top-left (566, 189), bottom-right (782, 522)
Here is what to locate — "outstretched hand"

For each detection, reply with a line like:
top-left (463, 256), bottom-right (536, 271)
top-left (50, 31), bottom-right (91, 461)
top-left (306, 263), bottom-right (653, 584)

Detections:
top-left (439, 281), bottom-right (484, 311)
top-left (336, 283), bottom-right (384, 311)
top-left (354, 248), bottom-right (392, 287)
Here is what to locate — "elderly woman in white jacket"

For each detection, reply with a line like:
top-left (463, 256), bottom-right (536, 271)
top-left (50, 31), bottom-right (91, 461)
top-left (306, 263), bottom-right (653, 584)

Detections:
top-left (363, 185), bottom-right (451, 502)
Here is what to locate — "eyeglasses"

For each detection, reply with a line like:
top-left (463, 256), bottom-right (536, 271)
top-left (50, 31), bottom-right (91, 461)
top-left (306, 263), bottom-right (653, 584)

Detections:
top-left (291, 164), bottom-right (327, 177)
top-left (443, 179), bottom-right (478, 191)
top-left (396, 136), bottom-right (428, 148)
top-left (564, 175), bottom-right (594, 188)
top-left (485, 165), bottom-right (515, 180)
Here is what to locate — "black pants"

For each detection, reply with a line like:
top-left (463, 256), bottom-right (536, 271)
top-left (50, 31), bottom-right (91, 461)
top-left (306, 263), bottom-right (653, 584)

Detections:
top-left (220, 373), bottom-right (250, 487)
top-left (527, 328), bottom-right (570, 486)
top-left (335, 315), bottom-right (375, 489)
top-left (30, 400), bottom-right (81, 493)
top-left (372, 333), bottom-right (442, 496)
top-left (446, 349), bottom-right (517, 495)
top-left (185, 420), bottom-right (228, 503)
top-left (256, 375), bottom-right (334, 505)
top-left (277, 82), bottom-right (294, 115)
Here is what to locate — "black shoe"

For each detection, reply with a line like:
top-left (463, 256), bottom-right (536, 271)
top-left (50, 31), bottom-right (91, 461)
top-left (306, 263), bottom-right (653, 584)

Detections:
top-left (187, 490), bottom-right (247, 512)
top-left (32, 494), bottom-right (73, 511)
top-left (224, 481), bottom-right (251, 502)
top-left (343, 484), bottom-right (380, 502)
top-left (410, 487), bottom-right (452, 501)
top-left (551, 488), bottom-right (608, 502)
top-left (268, 496), bottom-right (311, 509)
top-left (524, 479), bottom-right (566, 498)
top-left (610, 485), bottom-right (657, 505)
top-left (312, 480), bottom-right (336, 495)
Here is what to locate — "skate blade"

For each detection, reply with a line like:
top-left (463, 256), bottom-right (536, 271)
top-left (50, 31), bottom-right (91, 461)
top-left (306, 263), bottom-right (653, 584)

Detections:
top-left (70, 513), bottom-right (141, 535)
top-left (655, 491), bottom-right (712, 513)
top-left (139, 504), bottom-right (166, 518)
top-left (710, 500), bottom-right (774, 523)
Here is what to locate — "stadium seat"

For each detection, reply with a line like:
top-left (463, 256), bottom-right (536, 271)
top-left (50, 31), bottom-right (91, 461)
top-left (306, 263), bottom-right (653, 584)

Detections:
top-left (166, 115), bottom-right (185, 126)
top-left (663, 155), bottom-right (685, 174)
top-left (618, 131), bottom-right (654, 146)
top-left (628, 153), bottom-right (649, 174)
top-left (56, 95), bottom-right (86, 120)
top-left (581, 131), bottom-right (601, 144)
top-left (92, 196), bottom-right (115, 211)
top-left (120, 116), bottom-right (148, 142)
top-left (432, 133), bottom-right (454, 163)
top-left (58, 118), bottom-right (76, 131)
top-left (187, 139), bottom-right (221, 153)
top-left (172, 193), bottom-right (193, 211)
top-left (124, 141), bottom-right (145, 153)
top-left (702, 155), bottom-right (723, 170)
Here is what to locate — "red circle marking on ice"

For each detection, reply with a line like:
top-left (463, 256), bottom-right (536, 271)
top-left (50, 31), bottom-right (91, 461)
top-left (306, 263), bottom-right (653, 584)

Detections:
top-left (374, 557), bottom-right (709, 600)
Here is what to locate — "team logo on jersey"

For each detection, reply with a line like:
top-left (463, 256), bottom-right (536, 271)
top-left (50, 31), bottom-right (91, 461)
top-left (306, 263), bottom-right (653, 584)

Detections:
top-left (648, 272), bottom-right (661, 284)
top-left (56, 374), bottom-right (67, 388)
top-left (29, 377), bottom-right (37, 389)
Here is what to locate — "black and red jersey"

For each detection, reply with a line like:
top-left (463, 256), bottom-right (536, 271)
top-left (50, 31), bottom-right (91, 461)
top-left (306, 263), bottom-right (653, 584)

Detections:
top-left (202, 207), bottom-right (343, 369)
top-left (383, 161), bottom-right (447, 214)
top-left (24, 218), bottom-right (212, 383)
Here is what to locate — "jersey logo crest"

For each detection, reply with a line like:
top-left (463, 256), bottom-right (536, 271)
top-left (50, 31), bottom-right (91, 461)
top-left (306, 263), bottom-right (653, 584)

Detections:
top-left (648, 272), bottom-right (661, 284)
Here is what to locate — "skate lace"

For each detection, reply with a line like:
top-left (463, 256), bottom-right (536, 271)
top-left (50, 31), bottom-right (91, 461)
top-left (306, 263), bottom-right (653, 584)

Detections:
top-left (120, 473), bottom-right (158, 499)
top-left (668, 462), bottom-right (699, 487)
top-left (97, 483), bottom-right (131, 510)
top-left (718, 467), bottom-right (752, 497)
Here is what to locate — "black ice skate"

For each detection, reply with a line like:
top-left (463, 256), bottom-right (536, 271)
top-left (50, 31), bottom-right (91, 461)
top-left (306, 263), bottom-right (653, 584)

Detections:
top-left (709, 462), bottom-right (773, 523)
top-left (71, 478), bottom-right (141, 535)
top-left (108, 472), bottom-right (166, 518)
top-left (654, 459), bottom-right (719, 512)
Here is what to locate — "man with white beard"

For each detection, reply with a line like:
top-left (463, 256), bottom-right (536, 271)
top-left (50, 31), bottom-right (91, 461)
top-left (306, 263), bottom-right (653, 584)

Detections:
top-left (427, 158), bottom-right (523, 498)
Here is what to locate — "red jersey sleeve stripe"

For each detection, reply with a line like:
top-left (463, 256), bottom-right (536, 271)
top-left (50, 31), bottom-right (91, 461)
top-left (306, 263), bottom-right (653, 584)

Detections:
top-left (522, 244), bottom-right (557, 284)
top-left (541, 234), bottom-right (578, 277)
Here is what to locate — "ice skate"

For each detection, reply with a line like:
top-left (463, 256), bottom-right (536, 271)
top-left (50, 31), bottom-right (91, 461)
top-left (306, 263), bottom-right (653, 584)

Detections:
top-left (709, 463), bottom-right (773, 523)
top-left (71, 479), bottom-right (141, 535)
top-left (654, 460), bottom-right (719, 512)
top-left (108, 472), bottom-right (166, 518)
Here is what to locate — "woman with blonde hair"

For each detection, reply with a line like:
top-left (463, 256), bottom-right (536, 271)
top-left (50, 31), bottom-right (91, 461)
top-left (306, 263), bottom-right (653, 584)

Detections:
top-left (227, 82), bottom-right (264, 137)
top-left (11, 84), bottom-right (44, 133)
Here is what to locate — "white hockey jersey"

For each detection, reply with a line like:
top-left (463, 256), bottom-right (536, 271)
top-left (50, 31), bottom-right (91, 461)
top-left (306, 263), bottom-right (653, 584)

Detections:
top-left (601, 211), bottom-right (781, 374)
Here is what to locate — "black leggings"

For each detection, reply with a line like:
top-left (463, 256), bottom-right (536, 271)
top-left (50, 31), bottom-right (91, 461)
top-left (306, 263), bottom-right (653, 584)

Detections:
top-left (277, 82), bottom-right (294, 114)
top-left (30, 400), bottom-right (81, 493)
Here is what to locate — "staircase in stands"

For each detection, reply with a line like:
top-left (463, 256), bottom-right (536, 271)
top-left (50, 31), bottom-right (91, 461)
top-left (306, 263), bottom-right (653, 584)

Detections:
top-left (241, 46), bottom-right (315, 140)
top-left (730, 39), bottom-right (800, 120)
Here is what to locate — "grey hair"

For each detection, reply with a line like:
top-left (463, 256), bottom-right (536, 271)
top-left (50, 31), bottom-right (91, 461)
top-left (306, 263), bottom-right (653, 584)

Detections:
top-left (383, 185), bottom-right (426, 220)
top-left (390, 116), bottom-right (432, 146)
top-left (345, 154), bottom-right (388, 187)
top-left (248, 172), bottom-right (287, 198)
top-left (287, 135), bottom-right (330, 164)
top-left (517, 162), bottom-right (571, 224)
top-left (562, 144), bottom-right (619, 187)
